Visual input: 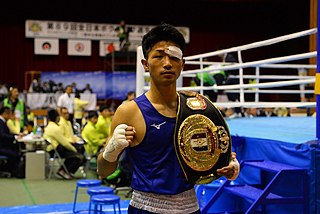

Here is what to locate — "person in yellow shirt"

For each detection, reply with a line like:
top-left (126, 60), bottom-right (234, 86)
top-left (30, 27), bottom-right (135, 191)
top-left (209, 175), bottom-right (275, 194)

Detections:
top-left (43, 109), bottom-right (85, 180)
top-left (59, 107), bottom-right (85, 154)
top-left (96, 105), bottom-right (113, 139)
top-left (7, 109), bottom-right (21, 135)
top-left (74, 92), bottom-right (88, 128)
top-left (81, 111), bottom-right (106, 157)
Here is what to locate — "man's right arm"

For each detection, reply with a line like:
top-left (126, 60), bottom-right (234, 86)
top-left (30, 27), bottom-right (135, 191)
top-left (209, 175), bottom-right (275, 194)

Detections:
top-left (97, 104), bottom-right (135, 178)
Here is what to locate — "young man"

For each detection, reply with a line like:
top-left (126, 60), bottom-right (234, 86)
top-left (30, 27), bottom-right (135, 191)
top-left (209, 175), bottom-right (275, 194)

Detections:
top-left (97, 23), bottom-right (239, 213)
top-left (44, 109), bottom-right (85, 180)
top-left (81, 111), bottom-right (106, 157)
top-left (96, 105), bottom-right (112, 139)
top-left (0, 106), bottom-right (21, 177)
top-left (57, 85), bottom-right (74, 125)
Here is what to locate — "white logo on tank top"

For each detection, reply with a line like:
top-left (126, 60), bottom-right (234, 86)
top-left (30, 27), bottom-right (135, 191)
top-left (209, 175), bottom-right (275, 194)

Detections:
top-left (151, 121), bottom-right (166, 130)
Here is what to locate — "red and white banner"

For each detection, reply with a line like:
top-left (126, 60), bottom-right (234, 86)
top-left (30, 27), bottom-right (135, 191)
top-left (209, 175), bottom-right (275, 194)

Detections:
top-left (67, 39), bottom-right (91, 56)
top-left (34, 38), bottom-right (59, 55)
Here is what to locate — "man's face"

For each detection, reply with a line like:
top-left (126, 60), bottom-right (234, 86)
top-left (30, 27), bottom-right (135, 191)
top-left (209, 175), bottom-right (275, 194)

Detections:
top-left (11, 88), bottom-right (19, 99)
top-left (142, 41), bottom-right (184, 86)
top-left (66, 86), bottom-right (73, 94)
top-left (2, 110), bottom-right (11, 120)
top-left (101, 109), bottom-right (111, 118)
top-left (60, 109), bottom-right (69, 120)
top-left (90, 116), bottom-right (98, 124)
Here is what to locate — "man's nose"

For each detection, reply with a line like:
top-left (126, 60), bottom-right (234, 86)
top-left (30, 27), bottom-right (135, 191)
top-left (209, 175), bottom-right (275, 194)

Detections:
top-left (163, 56), bottom-right (172, 69)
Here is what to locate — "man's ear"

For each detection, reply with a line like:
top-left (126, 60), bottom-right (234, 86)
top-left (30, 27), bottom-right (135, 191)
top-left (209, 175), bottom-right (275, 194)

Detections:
top-left (141, 59), bottom-right (149, 71)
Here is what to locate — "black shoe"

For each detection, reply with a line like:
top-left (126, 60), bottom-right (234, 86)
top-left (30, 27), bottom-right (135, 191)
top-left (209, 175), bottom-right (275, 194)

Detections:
top-left (57, 169), bottom-right (72, 180)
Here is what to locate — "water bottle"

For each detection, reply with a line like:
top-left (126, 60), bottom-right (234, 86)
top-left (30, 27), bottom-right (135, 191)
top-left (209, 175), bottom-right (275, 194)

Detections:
top-left (36, 126), bottom-right (43, 137)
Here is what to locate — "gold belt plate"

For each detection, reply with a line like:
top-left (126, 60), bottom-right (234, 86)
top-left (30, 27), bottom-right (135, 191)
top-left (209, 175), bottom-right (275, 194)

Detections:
top-left (177, 114), bottom-right (230, 172)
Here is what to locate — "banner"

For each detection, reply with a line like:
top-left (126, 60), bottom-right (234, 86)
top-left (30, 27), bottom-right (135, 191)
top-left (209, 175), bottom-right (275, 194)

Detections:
top-left (67, 39), bottom-right (91, 56)
top-left (40, 71), bottom-right (136, 100)
top-left (25, 20), bottom-right (190, 43)
top-left (34, 38), bottom-right (59, 55)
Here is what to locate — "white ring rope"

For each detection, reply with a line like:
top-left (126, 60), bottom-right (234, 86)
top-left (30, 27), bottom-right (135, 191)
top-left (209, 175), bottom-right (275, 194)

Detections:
top-left (135, 28), bottom-right (317, 109)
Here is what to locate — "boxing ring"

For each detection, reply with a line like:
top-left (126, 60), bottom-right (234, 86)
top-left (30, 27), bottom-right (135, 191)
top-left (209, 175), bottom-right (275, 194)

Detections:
top-left (136, 28), bottom-right (319, 213)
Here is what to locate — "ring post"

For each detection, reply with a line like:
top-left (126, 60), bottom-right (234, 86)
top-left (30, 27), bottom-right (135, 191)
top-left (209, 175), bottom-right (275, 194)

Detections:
top-left (317, 3), bottom-right (320, 139)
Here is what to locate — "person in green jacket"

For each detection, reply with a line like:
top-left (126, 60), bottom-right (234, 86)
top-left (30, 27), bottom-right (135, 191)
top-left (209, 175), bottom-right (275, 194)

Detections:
top-left (96, 105), bottom-right (112, 139)
top-left (81, 111), bottom-right (106, 157)
top-left (194, 65), bottom-right (226, 102)
top-left (1, 86), bottom-right (28, 133)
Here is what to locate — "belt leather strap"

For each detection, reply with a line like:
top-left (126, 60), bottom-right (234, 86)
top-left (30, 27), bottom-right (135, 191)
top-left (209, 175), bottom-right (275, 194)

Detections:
top-left (174, 91), bottom-right (232, 184)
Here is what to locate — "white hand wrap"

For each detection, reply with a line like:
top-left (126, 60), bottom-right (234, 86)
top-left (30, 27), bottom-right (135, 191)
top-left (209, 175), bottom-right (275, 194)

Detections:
top-left (228, 157), bottom-right (240, 181)
top-left (102, 124), bottom-right (129, 162)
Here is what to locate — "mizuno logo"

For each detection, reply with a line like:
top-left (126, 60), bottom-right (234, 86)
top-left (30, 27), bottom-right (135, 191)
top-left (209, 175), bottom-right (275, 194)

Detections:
top-left (151, 121), bottom-right (166, 130)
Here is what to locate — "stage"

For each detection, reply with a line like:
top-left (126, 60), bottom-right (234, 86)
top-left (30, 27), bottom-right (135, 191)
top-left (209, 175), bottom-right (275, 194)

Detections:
top-left (212, 116), bottom-right (319, 214)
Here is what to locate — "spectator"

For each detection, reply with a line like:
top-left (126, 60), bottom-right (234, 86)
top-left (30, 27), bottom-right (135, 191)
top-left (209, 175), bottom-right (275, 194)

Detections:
top-left (6, 109), bottom-right (21, 135)
top-left (43, 109), bottom-right (85, 180)
top-left (82, 83), bottom-right (93, 94)
top-left (96, 105), bottom-right (112, 139)
top-left (81, 110), bottom-right (106, 157)
top-left (122, 91), bottom-right (136, 104)
top-left (74, 92), bottom-right (89, 128)
top-left (0, 106), bottom-right (21, 177)
top-left (59, 107), bottom-right (85, 154)
top-left (57, 85), bottom-right (74, 126)
top-left (115, 20), bottom-right (132, 51)
top-left (72, 82), bottom-right (81, 94)
top-left (1, 86), bottom-right (28, 133)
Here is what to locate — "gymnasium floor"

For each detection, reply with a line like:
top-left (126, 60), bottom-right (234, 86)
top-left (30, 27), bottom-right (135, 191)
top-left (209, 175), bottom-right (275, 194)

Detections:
top-left (0, 116), bottom-right (317, 214)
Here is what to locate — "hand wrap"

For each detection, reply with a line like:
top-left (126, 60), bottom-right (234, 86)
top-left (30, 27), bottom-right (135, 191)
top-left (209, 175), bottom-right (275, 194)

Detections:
top-left (102, 124), bottom-right (129, 162)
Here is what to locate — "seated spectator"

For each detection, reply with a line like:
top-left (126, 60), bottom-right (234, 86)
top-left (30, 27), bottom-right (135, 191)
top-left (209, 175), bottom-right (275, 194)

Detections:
top-left (59, 107), bottom-right (85, 154)
top-left (2, 86), bottom-right (29, 133)
top-left (82, 83), bottom-right (93, 94)
top-left (43, 109), bottom-right (85, 180)
top-left (96, 105), bottom-right (112, 139)
top-left (81, 111), bottom-right (106, 158)
top-left (122, 91), bottom-right (136, 104)
top-left (0, 106), bottom-right (21, 177)
top-left (7, 109), bottom-right (21, 135)
top-left (74, 92), bottom-right (89, 128)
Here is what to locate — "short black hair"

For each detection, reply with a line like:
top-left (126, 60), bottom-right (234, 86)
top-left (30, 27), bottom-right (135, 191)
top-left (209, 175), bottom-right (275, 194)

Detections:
top-left (0, 106), bottom-right (10, 115)
top-left (99, 105), bottom-right (108, 113)
top-left (142, 23), bottom-right (186, 59)
top-left (87, 110), bottom-right (98, 119)
top-left (47, 109), bottom-right (59, 122)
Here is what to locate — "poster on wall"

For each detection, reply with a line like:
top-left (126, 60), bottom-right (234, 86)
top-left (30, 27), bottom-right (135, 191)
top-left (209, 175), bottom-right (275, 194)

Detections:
top-left (67, 39), bottom-right (92, 56)
top-left (40, 71), bottom-right (136, 100)
top-left (34, 38), bottom-right (59, 55)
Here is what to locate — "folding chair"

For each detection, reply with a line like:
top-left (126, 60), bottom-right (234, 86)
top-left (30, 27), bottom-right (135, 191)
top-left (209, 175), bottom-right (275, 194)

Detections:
top-left (44, 139), bottom-right (70, 179)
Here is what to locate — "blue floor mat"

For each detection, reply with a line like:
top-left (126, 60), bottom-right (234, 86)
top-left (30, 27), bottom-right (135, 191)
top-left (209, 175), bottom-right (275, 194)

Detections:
top-left (0, 200), bottom-right (130, 214)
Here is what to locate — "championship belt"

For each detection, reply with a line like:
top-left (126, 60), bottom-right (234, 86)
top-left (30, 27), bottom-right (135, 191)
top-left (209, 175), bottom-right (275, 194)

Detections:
top-left (174, 91), bottom-right (232, 185)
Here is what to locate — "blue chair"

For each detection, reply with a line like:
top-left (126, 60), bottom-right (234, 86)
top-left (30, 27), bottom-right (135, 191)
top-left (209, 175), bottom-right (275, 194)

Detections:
top-left (87, 186), bottom-right (114, 213)
top-left (73, 179), bottom-right (102, 213)
top-left (91, 194), bottom-right (121, 214)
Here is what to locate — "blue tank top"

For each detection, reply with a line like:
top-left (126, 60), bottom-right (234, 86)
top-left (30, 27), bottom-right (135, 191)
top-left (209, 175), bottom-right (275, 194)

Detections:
top-left (127, 94), bottom-right (193, 195)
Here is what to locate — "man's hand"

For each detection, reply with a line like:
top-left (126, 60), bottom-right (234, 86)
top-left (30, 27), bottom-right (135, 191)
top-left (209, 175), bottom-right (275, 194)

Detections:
top-left (216, 152), bottom-right (240, 180)
top-left (102, 124), bottom-right (135, 162)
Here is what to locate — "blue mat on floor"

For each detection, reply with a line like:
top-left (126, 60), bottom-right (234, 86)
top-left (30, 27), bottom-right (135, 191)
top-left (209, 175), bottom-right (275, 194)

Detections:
top-left (0, 200), bottom-right (130, 214)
